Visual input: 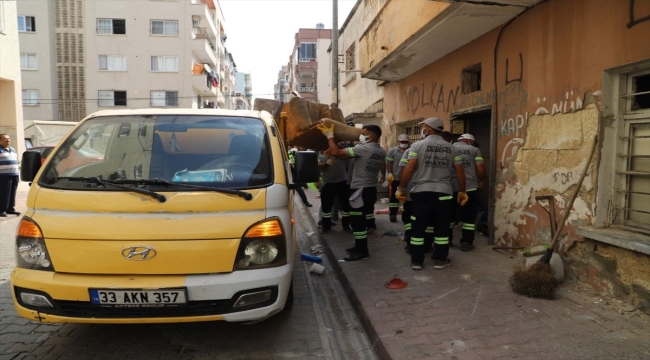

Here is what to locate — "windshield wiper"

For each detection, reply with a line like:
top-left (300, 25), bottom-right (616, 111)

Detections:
top-left (57, 177), bottom-right (167, 203)
top-left (112, 178), bottom-right (253, 201)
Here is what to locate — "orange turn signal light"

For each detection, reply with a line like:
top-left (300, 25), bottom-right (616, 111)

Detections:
top-left (244, 219), bottom-right (283, 238)
top-left (17, 218), bottom-right (43, 238)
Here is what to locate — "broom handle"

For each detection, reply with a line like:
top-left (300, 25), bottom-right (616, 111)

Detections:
top-left (548, 135), bottom-right (598, 251)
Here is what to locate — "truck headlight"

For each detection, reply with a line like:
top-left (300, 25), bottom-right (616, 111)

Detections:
top-left (15, 217), bottom-right (54, 271)
top-left (235, 218), bottom-right (287, 270)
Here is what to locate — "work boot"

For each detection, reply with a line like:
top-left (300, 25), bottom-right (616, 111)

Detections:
top-left (389, 214), bottom-right (397, 222)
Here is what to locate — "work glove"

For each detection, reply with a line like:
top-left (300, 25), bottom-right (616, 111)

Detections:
top-left (317, 123), bottom-right (335, 139)
top-left (387, 174), bottom-right (394, 183)
top-left (457, 191), bottom-right (469, 206)
top-left (395, 187), bottom-right (407, 203)
top-left (326, 158), bottom-right (336, 165)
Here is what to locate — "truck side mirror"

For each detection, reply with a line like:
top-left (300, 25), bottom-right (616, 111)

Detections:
top-left (21, 151), bottom-right (42, 182)
top-left (293, 151), bottom-right (319, 184)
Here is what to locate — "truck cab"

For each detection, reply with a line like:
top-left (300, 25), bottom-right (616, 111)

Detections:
top-left (11, 109), bottom-right (318, 324)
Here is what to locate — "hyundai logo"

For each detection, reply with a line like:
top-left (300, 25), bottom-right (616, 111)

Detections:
top-left (121, 246), bottom-right (157, 261)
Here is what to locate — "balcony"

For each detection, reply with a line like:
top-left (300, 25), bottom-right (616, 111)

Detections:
top-left (191, 30), bottom-right (218, 66)
top-left (299, 86), bottom-right (315, 93)
top-left (360, 0), bottom-right (545, 81)
top-left (190, 0), bottom-right (218, 39)
top-left (191, 74), bottom-right (218, 97)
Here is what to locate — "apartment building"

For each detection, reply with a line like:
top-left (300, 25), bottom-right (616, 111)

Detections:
top-left (16, 0), bottom-right (233, 122)
top-left (0, 0), bottom-right (26, 155)
top-left (286, 27), bottom-right (332, 103)
top-left (274, 65), bottom-right (291, 102)
top-left (353, 0), bottom-right (650, 311)
top-left (234, 71), bottom-right (252, 110)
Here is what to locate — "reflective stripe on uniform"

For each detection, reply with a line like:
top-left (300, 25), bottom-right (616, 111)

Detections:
top-left (350, 211), bottom-right (363, 216)
top-left (434, 237), bottom-right (449, 245)
top-left (404, 223), bottom-right (411, 230)
top-left (425, 226), bottom-right (434, 234)
top-left (347, 148), bottom-right (355, 157)
top-left (410, 237), bottom-right (424, 245)
top-left (322, 212), bottom-right (331, 219)
top-left (466, 188), bottom-right (477, 192)
top-left (462, 223), bottom-right (476, 231)
top-left (439, 195), bottom-right (453, 200)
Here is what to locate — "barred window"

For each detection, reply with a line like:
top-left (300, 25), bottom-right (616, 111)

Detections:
top-left (617, 71), bottom-right (650, 231)
top-left (97, 18), bottom-right (125, 34)
top-left (345, 43), bottom-right (356, 71)
top-left (98, 90), bottom-right (127, 107)
top-left (151, 91), bottom-right (178, 107)
top-left (150, 20), bottom-right (178, 36)
top-left (151, 56), bottom-right (178, 72)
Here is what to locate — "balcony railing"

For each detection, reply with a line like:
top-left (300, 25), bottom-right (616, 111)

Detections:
top-left (299, 86), bottom-right (314, 92)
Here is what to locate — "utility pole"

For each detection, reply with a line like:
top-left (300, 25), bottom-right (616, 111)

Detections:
top-left (332, 0), bottom-right (339, 104)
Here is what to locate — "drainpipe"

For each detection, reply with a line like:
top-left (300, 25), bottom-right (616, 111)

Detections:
top-left (332, 0), bottom-right (339, 104)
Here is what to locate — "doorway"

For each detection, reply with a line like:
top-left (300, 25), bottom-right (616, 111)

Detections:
top-left (450, 107), bottom-right (493, 243)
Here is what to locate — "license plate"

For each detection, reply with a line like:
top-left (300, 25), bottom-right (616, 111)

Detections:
top-left (89, 288), bottom-right (187, 307)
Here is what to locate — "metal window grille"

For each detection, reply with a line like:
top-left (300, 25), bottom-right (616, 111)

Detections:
top-left (151, 20), bottom-right (178, 35)
top-left (617, 71), bottom-right (650, 230)
top-left (395, 118), bottom-right (425, 143)
top-left (97, 19), bottom-right (112, 34)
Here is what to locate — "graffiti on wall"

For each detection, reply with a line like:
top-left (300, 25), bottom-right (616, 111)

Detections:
top-left (384, 103), bottom-right (399, 146)
top-left (534, 88), bottom-right (584, 115)
top-left (505, 53), bottom-right (524, 85)
top-left (405, 82), bottom-right (461, 115)
top-left (627, 0), bottom-right (650, 28)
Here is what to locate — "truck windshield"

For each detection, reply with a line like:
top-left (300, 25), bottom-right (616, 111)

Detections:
top-left (39, 115), bottom-right (273, 191)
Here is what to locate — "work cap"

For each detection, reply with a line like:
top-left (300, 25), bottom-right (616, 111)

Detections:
top-left (419, 117), bottom-right (444, 131)
top-left (458, 133), bottom-right (475, 141)
top-left (397, 134), bottom-right (409, 142)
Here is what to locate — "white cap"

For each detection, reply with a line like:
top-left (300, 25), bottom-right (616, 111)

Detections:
top-left (458, 133), bottom-right (475, 141)
top-left (419, 117), bottom-right (444, 131)
top-left (397, 134), bottom-right (409, 142)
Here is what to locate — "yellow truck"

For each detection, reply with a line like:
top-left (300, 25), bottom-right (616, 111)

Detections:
top-left (12, 108), bottom-right (318, 324)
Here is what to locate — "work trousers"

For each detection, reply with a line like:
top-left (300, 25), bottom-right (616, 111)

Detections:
top-left (410, 192), bottom-right (453, 264)
top-left (388, 180), bottom-right (401, 216)
top-left (349, 187), bottom-right (377, 254)
top-left (402, 200), bottom-right (412, 245)
top-left (320, 180), bottom-right (350, 231)
top-left (453, 190), bottom-right (479, 244)
top-left (0, 175), bottom-right (19, 213)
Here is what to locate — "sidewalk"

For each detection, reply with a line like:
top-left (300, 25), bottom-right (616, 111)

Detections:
top-left (304, 191), bottom-right (650, 359)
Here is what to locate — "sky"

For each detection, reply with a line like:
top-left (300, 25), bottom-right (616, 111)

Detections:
top-left (218, 0), bottom-right (357, 103)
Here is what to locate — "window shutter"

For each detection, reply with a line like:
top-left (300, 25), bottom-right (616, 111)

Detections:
top-left (151, 20), bottom-right (163, 35)
top-left (113, 19), bottom-right (125, 34)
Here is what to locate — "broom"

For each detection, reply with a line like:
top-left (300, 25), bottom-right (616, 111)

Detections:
top-left (509, 135), bottom-right (598, 299)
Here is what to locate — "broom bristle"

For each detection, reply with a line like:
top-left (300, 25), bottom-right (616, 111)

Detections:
top-left (509, 262), bottom-right (559, 299)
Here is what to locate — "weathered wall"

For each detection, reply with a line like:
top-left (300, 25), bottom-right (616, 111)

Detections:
top-left (378, 0), bottom-right (650, 306)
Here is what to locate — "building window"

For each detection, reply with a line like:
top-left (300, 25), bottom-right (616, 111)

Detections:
top-left (98, 90), bottom-right (127, 106)
top-left (20, 54), bottom-right (38, 70)
top-left (151, 91), bottom-right (178, 107)
top-left (345, 43), bottom-right (356, 71)
top-left (98, 55), bottom-right (127, 71)
top-left (151, 56), bottom-right (178, 72)
top-left (298, 43), bottom-right (316, 62)
top-left (395, 117), bottom-right (425, 143)
top-left (461, 64), bottom-right (481, 94)
top-left (150, 20), bottom-right (179, 36)
top-left (97, 18), bottom-right (125, 34)
top-left (616, 71), bottom-right (650, 231)
top-left (18, 15), bottom-right (36, 32)
top-left (22, 90), bottom-right (39, 106)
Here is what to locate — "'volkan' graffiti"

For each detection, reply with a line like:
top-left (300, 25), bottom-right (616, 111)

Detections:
top-left (405, 82), bottom-right (461, 115)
